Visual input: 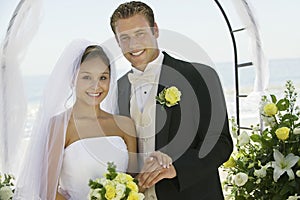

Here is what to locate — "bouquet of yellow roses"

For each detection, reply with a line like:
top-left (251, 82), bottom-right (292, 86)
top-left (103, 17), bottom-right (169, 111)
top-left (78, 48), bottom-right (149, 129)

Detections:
top-left (88, 162), bottom-right (144, 200)
top-left (223, 81), bottom-right (300, 200)
top-left (0, 172), bottom-right (14, 200)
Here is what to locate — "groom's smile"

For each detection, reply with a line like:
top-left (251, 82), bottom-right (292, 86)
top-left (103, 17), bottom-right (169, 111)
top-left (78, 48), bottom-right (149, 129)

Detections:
top-left (130, 49), bottom-right (145, 57)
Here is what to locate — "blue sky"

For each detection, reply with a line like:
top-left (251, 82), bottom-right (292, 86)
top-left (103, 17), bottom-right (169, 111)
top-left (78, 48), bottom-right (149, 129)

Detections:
top-left (1, 0), bottom-right (300, 75)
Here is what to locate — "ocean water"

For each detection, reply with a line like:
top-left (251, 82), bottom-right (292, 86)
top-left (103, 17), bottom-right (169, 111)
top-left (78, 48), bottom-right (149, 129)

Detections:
top-left (215, 58), bottom-right (300, 127)
top-left (22, 58), bottom-right (300, 134)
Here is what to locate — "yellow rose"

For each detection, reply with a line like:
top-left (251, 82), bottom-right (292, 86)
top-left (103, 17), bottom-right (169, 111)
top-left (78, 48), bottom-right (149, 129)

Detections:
top-left (105, 184), bottom-right (116, 199)
top-left (127, 191), bottom-right (140, 200)
top-left (125, 174), bottom-right (134, 182)
top-left (165, 86), bottom-right (181, 107)
top-left (223, 156), bottom-right (236, 168)
top-left (263, 103), bottom-right (278, 116)
top-left (275, 127), bottom-right (290, 141)
top-left (115, 173), bottom-right (134, 184)
top-left (127, 181), bottom-right (138, 192)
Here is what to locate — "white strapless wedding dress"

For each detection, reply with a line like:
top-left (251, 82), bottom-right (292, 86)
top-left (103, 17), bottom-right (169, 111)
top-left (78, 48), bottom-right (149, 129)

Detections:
top-left (59, 136), bottom-right (128, 200)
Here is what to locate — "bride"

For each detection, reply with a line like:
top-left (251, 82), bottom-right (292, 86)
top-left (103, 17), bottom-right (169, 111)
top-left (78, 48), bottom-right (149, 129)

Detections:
top-left (14, 39), bottom-right (138, 200)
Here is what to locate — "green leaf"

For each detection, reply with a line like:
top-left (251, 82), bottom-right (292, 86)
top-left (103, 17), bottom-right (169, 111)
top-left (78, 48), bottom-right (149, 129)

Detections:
top-left (279, 183), bottom-right (293, 195)
top-left (276, 99), bottom-right (290, 111)
top-left (88, 179), bottom-right (103, 189)
top-left (250, 134), bottom-right (261, 143)
top-left (272, 195), bottom-right (284, 200)
top-left (281, 114), bottom-right (299, 123)
top-left (245, 181), bottom-right (256, 193)
top-left (100, 187), bottom-right (106, 199)
top-left (236, 195), bottom-right (247, 200)
top-left (270, 94), bottom-right (277, 103)
top-left (106, 162), bottom-right (118, 180)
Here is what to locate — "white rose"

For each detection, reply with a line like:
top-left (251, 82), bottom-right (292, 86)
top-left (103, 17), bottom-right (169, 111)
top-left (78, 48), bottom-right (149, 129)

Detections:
top-left (90, 188), bottom-right (102, 199)
top-left (115, 183), bottom-right (126, 199)
top-left (138, 193), bottom-right (145, 200)
top-left (262, 116), bottom-right (276, 127)
top-left (0, 186), bottom-right (14, 200)
top-left (233, 172), bottom-right (248, 186)
top-left (294, 127), bottom-right (300, 135)
top-left (238, 131), bottom-right (250, 146)
top-left (99, 177), bottom-right (110, 186)
top-left (296, 170), bottom-right (300, 177)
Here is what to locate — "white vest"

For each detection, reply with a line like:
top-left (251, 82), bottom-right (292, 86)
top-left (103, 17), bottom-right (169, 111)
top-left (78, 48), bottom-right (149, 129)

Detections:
top-left (130, 81), bottom-right (158, 200)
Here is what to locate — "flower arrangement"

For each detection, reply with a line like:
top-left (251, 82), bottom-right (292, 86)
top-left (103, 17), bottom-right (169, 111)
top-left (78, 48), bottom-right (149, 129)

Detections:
top-left (88, 162), bottom-right (144, 200)
top-left (156, 86), bottom-right (181, 107)
top-left (223, 81), bottom-right (300, 200)
top-left (0, 172), bottom-right (14, 200)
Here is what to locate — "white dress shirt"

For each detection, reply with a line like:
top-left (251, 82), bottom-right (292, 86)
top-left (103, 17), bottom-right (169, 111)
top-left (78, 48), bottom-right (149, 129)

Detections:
top-left (130, 52), bottom-right (164, 112)
top-left (128, 51), bottom-right (164, 200)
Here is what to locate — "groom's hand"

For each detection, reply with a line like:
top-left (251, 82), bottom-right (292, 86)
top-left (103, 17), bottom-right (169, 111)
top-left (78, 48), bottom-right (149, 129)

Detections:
top-left (137, 152), bottom-right (176, 188)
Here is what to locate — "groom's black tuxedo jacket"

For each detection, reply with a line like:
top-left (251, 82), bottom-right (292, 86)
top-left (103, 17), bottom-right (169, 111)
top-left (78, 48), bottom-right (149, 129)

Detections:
top-left (118, 52), bottom-right (233, 200)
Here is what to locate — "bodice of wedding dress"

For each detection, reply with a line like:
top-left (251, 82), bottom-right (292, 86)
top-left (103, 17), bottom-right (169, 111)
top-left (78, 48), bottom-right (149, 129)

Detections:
top-left (58, 136), bottom-right (128, 200)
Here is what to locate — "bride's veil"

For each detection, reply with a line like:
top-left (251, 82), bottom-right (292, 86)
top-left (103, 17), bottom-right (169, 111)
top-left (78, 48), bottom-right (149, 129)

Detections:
top-left (14, 39), bottom-right (118, 199)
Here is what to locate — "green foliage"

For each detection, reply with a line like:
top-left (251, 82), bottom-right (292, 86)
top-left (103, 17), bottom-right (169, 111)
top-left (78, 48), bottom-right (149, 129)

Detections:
top-left (223, 81), bottom-right (300, 200)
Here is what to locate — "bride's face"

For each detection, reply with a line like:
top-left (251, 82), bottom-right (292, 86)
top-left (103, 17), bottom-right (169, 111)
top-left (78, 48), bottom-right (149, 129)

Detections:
top-left (75, 57), bottom-right (110, 106)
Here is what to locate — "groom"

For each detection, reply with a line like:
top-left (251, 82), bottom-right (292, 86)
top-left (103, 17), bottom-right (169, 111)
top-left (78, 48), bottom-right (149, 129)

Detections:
top-left (110, 1), bottom-right (233, 199)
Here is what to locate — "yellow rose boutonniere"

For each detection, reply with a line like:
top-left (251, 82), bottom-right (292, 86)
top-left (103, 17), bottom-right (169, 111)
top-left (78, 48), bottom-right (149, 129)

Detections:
top-left (156, 86), bottom-right (181, 107)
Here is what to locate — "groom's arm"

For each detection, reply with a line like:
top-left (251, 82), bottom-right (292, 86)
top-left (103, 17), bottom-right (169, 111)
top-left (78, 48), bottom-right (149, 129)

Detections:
top-left (171, 63), bottom-right (233, 191)
top-left (172, 116), bottom-right (233, 191)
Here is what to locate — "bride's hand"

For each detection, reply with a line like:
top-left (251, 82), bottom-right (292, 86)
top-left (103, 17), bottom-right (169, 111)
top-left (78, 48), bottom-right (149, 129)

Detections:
top-left (138, 164), bottom-right (176, 189)
top-left (149, 151), bottom-right (172, 169)
top-left (137, 151), bottom-right (176, 189)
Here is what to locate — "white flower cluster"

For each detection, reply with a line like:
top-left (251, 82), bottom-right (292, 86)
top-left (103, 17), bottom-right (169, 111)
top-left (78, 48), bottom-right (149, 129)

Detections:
top-left (0, 173), bottom-right (14, 200)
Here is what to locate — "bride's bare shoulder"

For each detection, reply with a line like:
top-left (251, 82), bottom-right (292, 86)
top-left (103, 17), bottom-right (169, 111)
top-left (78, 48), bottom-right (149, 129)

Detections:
top-left (112, 115), bottom-right (136, 136)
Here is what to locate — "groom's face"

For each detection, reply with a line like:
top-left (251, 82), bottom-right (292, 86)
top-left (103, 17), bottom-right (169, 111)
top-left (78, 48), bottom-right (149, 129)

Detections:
top-left (114, 14), bottom-right (159, 71)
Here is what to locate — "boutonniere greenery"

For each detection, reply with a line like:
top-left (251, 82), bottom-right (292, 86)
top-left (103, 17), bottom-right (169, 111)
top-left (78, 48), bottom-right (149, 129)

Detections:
top-left (156, 86), bottom-right (181, 107)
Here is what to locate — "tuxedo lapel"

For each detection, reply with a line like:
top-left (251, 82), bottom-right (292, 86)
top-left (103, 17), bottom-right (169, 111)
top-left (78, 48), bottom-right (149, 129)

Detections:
top-left (155, 55), bottom-right (179, 150)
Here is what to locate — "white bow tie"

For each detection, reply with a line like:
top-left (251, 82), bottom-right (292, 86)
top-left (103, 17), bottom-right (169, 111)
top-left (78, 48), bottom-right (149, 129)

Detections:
top-left (127, 72), bottom-right (156, 86)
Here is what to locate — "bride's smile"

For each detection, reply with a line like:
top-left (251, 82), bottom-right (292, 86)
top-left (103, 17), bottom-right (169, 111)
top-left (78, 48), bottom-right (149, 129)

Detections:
top-left (75, 57), bottom-right (110, 106)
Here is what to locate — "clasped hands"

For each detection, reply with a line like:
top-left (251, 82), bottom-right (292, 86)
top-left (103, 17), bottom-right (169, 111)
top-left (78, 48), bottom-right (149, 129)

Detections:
top-left (137, 151), bottom-right (177, 190)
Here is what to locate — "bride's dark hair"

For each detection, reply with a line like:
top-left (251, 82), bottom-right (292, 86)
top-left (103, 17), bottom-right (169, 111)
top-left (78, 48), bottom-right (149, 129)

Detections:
top-left (81, 45), bottom-right (110, 68)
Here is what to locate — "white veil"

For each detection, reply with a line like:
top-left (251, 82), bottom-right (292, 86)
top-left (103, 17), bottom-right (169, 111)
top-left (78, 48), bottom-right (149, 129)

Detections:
top-left (0, 0), bottom-right (42, 174)
top-left (14, 39), bottom-right (118, 200)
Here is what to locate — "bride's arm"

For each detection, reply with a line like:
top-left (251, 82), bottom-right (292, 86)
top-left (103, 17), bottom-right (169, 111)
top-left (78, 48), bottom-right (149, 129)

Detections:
top-left (115, 116), bottom-right (138, 175)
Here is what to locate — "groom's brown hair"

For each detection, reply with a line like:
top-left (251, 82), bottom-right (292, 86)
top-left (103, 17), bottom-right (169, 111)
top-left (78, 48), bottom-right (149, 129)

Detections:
top-left (110, 1), bottom-right (155, 34)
